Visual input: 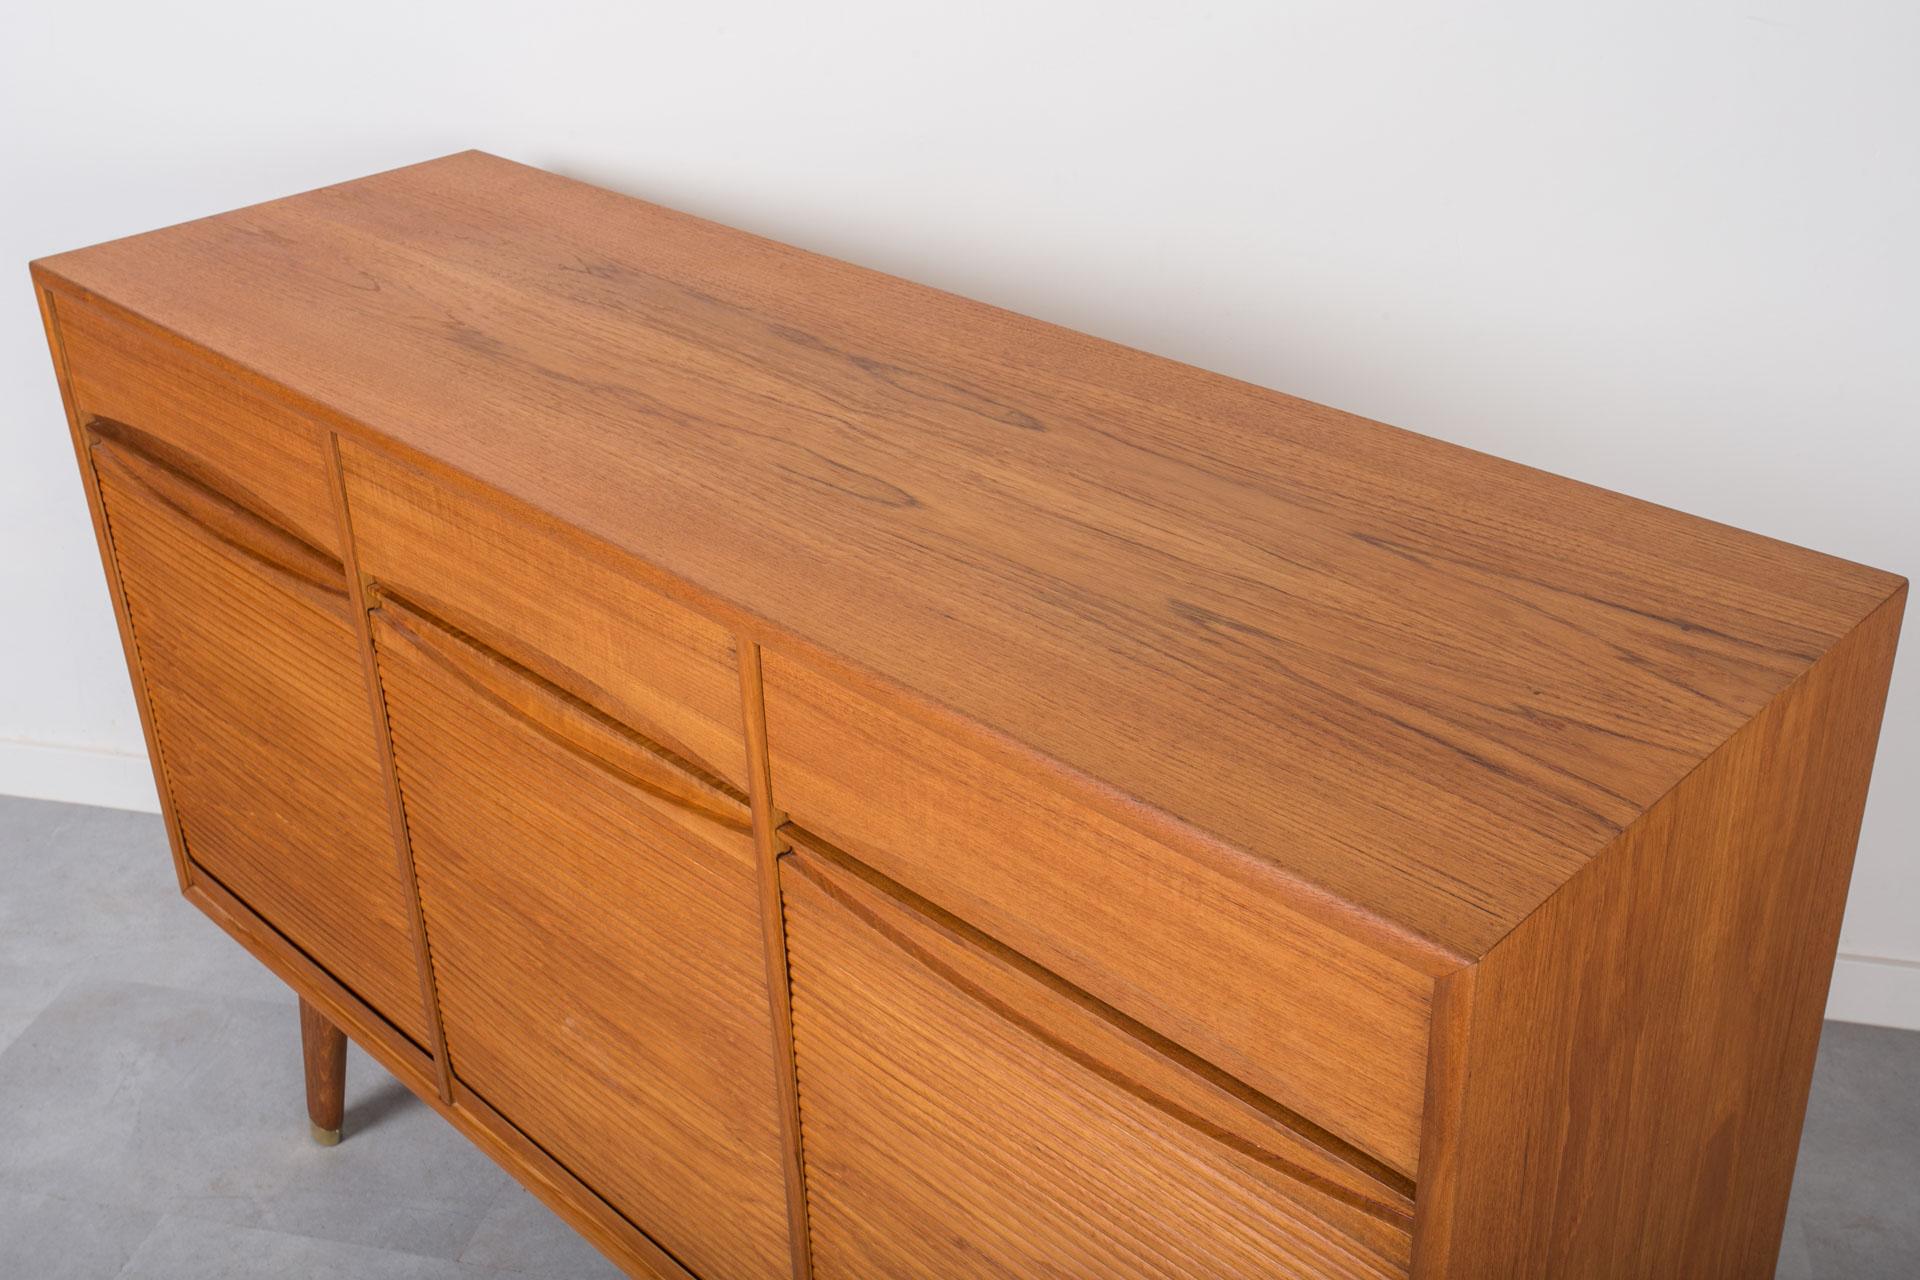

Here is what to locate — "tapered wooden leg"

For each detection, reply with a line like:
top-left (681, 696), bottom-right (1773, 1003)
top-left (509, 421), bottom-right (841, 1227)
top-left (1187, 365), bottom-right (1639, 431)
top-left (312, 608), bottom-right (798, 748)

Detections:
top-left (299, 997), bottom-right (347, 1146)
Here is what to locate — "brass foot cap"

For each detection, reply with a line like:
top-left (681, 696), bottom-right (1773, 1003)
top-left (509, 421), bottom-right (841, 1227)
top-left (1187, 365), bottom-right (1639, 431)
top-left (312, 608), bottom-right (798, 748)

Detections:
top-left (310, 1122), bottom-right (342, 1148)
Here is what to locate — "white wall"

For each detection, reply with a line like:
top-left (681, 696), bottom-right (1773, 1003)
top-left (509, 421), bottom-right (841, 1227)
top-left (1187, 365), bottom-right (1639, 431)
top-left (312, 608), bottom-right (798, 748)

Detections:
top-left (3, 1), bottom-right (1914, 1026)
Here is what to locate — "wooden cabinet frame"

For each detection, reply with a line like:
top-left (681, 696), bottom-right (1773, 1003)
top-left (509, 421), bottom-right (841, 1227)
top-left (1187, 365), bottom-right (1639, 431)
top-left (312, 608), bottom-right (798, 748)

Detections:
top-left (31, 153), bottom-right (1905, 1279)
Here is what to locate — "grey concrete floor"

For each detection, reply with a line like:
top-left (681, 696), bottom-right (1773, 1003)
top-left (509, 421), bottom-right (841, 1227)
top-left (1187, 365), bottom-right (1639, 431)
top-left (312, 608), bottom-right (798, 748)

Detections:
top-left (0, 795), bottom-right (1914, 1278)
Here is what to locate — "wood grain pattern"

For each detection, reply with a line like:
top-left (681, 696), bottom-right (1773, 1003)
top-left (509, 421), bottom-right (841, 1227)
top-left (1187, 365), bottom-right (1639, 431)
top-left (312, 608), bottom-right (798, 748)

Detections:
top-left (341, 437), bottom-right (749, 790)
top-left (185, 867), bottom-right (440, 1096)
top-left (58, 292), bottom-right (343, 555)
top-left (450, 1080), bottom-right (699, 1280)
top-left (1413, 586), bottom-right (1906, 1277)
top-left (378, 589), bottom-right (746, 828)
top-left (738, 644), bottom-right (814, 1280)
top-left (780, 843), bottom-right (1414, 1279)
top-left (325, 433), bottom-right (456, 1102)
top-left (370, 597), bottom-right (791, 1280)
top-left (36, 287), bottom-right (193, 892)
top-left (764, 651), bottom-right (1433, 1174)
top-left (88, 428), bottom-right (431, 1043)
top-left (30, 154), bottom-right (1910, 1278)
top-left (29, 151), bottom-right (1901, 962)
top-left (189, 867), bottom-right (694, 1280)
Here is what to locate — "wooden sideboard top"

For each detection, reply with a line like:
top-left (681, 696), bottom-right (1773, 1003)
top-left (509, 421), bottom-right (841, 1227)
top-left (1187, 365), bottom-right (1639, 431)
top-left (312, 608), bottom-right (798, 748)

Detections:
top-left (33, 151), bottom-right (1904, 965)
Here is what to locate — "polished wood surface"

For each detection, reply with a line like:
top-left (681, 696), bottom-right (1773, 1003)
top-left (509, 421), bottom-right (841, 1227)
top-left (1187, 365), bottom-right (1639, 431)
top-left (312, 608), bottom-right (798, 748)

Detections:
top-left (83, 421), bottom-right (430, 1044)
top-left (370, 596), bottom-right (791, 1280)
top-left (191, 867), bottom-right (694, 1280)
top-left (59, 293), bottom-right (344, 555)
top-left (764, 652), bottom-right (1432, 1173)
top-left (32, 154), bottom-right (1906, 1278)
top-left (738, 644), bottom-right (814, 1280)
top-left (341, 439), bottom-right (750, 790)
top-left (36, 290), bottom-right (193, 893)
top-left (1413, 587), bottom-right (1906, 1276)
top-left (781, 842), bottom-right (1412, 1279)
top-left (31, 151), bottom-right (1901, 966)
top-left (299, 997), bottom-right (347, 1144)
top-left (325, 434), bottom-right (455, 1102)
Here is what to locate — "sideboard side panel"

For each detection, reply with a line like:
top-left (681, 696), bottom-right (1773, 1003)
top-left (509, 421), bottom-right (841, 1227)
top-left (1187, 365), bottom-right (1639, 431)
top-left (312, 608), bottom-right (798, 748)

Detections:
top-left (34, 282), bottom-right (191, 890)
top-left (1415, 583), bottom-right (1906, 1277)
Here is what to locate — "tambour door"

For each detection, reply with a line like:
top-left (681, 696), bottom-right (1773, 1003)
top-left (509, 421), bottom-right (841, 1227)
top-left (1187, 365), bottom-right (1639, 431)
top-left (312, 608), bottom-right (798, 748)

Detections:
top-left (367, 596), bottom-right (791, 1280)
top-left (761, 653), bottom-right (1433, 1176)
top-left (779, 840), bottom-right (1417, 1280)
top-left (86, 425), bottom-right (431, 1043)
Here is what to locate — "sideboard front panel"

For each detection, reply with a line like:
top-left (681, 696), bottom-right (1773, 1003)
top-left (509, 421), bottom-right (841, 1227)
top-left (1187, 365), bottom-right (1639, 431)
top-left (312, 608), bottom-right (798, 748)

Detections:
top-left (60, 296), bottom-right (345, 556)
top-left (340, 441), bottom-right (750, 791)
top-left (369, 599), bottom-right (791, 1280)
top-left (86, 429), bottom-right (431, 1043)
top-left (780, 846), bottom-right (1415, 1279)
top-left (762, 652), bottom-right (1433, 1176)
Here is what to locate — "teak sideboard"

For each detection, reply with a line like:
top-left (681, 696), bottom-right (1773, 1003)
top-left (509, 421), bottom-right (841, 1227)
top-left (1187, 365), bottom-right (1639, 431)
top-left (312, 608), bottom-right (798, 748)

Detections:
top-left (31, 152), bottom-right (1904, 1279)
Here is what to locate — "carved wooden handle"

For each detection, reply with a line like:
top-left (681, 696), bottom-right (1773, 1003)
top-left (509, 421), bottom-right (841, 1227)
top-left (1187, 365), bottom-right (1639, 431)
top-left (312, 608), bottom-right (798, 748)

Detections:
top-left (372, 595), bottom-right (751, 833)
top-left (87, 423), bottom-right (349, 622)
top-left (781, 840), bottom-right (1418, 1229)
